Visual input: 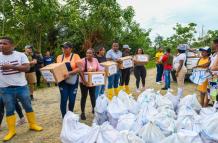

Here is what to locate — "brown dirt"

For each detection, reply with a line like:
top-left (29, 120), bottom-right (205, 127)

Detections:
top-left (0, 68), bottom-right (198, 143)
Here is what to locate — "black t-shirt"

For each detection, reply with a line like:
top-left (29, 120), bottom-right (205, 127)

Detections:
top-left (96, 55), bottom-right (107, 63)
top-left (26, 53), bottom-right (37, 73)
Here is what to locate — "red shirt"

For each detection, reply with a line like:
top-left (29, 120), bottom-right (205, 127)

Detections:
top-left (161, 53), bottom-right (172, 70)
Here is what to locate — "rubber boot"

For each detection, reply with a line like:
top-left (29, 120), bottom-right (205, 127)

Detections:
top-left (118, 85), bottom-right (124, 92)
top-left (114, 88), bottom-right (119, 96)
top-left (125, 85), bottom-right (131, 94)
top-left (107, 88), bottom-right (114, 100)
top-left (26, 112), bottom-right (43, 131)
top-left (3, 115), bottom-right (16, 142)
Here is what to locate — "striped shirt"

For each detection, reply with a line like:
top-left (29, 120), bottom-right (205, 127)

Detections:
top-left (0, 51), bottom-right (29, 87)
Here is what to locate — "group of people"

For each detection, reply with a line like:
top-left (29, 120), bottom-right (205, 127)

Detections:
top-left (56, 41), bottom-right (147, 120)
top-left (155, 39), bottom-right (218, 107)
top-left (1, 35), bottom-right (218, 142)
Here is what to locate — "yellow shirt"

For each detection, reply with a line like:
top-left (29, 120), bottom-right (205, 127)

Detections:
top-left (155, 52), bottom-right (164, 63)
top-left (197, 57), bottom-right (209, 68)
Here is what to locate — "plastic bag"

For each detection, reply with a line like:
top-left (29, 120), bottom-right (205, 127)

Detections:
top-left (178, 94), bottom-right (202, 111)
top-left (137, 89), bottom-right (157, 108)
top-left (201, 113), bottom-right (218, 141)
top-left (137, 121), bottom-right (165, 143)
top-left (160, 129), bottom-right (203, 143)
top-left (83, 122), bottom-right (121, 143)
top-left (156, 94), bottom-right (174, 110)
top-left (200, 107), bottom-right (216, 118)
top-left (164, 91), bottom-right (180, 110)
top-left (60, 111), bottom-right (91, 143)
top-left (94, 94), bottom-right (109, 125)
top-left (154, 113), bottom-right (177, 136)
top-left (115, 131), bottom-right (144, 143)
top-left (107, 96), bottom-right (128, 127)
top-left (116, 113), bottom-right (136, 131)
top-left (157, 108), bottom-right (177, 119)
top-left (118, 91), bottom-right (139, 114)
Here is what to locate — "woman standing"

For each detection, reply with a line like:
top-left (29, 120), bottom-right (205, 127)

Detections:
top-left (173, 44), bottom-right (188, 99)
top-left (56, 42), bottom-right (81, 118)
top-left (195, 47), bottom-right (211, 107)
top-left (79, 48), bottom-right (102, 120)
top-left (133, 48), bottom-right (147, 93)
top-left (95, 46), bottom-right (106, 99)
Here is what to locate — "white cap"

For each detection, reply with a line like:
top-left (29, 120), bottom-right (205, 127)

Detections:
top-left (123, 44), bottom-right (131, 50)
top-left (177, 44), bottom-right (189, 51)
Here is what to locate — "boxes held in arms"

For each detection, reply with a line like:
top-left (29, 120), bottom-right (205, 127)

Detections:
top-left (84, 72), bottom-right (106, 87)
top-left (118, 56), bottom-right (133, 69)
top-left (40, 63), bottom-right (68, 83)
top-left (135, 54), bottom-right (149, 65)
top-left (100, 61), bottom-right (118, 76)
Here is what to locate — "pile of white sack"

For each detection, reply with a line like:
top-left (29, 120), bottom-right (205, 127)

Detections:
top-left (60, 89), bottom-right (218, 143)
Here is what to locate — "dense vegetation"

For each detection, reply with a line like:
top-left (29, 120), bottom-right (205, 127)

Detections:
top-left (0, 0), bottom-right (218, 56)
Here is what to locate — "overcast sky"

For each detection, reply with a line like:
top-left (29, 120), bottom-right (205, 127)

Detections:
top-left (118, 0), bottom-right (218, 40)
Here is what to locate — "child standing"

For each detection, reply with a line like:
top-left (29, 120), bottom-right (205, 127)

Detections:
top-left (195, 47), bottom-right (211, 107)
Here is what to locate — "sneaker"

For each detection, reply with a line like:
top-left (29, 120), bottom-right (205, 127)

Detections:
top-left (156, 82), bottom-right (161, 85)
top-left (16, 117), bottom-right (26, 126)
top-left (80, 113), bottom-right (86, 120)
top-left (136, 89), bottom-right (141, 93)
top-left (141, 87), bottom-right (146, 91)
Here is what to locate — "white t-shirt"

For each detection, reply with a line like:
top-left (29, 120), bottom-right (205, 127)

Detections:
top-left (173, 53), bottom-right (186, 70)
top-left (210, 53), bottom-right (218, 75)
top-left (0, 51), bottom-right (29, 87)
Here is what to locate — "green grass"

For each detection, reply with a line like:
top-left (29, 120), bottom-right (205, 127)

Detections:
top-left (146, 60), bottom-right (156, 69)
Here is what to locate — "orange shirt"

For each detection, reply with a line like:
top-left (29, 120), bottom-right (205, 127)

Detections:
top-left (56, 54), bottom-right (81, 69)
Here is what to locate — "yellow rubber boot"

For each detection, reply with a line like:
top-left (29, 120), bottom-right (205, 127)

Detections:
top-left (26, 112), bottom-right (43, 131)
top-left (118, 85), bottom-right (124, 91)
top-left (3, 115), bottom-right (16, 141)
top-left (114, 88), bottom-right (119, 96)
top-left (125, 85), bottom-right (131, 94)
top-left (107, 88), bottom-right (114, 100)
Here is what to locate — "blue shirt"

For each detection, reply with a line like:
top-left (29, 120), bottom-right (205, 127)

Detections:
top-left (43, 56), bottom-right (54, 66)
top-left (106, 49), bottom-right (122, 61)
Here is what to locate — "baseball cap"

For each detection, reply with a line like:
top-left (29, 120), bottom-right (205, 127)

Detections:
top-left (199, 46), bottom-right (211, 53)
top-left (25, 45), bottom-right (33, 49)
top-left (177, 44), bottom-right (189, 51)
top-left (61, 42), bottom-right (73, 48)
top-left (123, 44), bottom-right (131, 50)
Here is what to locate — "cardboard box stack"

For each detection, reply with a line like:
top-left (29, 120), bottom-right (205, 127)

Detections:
top-left (135, 54), bottom-right (149, 65)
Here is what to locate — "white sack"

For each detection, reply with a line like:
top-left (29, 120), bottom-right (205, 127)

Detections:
top-left (83, 122), bottom-right (121, 143)
top-left (178, 94), bottom-right (202, 111)
top-left (156, 94), bottom-right (174, 110)
top-left (200, 107), bottom-right (216, 118)
top-left (160, 129), bottom-right (203, 143)
top-left (116, 113), bottom-right (136, 131)
top-left (60, 111), bottom-right (91, 143)
top-left (137, 89), bottom-right (157, 108)
top-left (107, 96), bottom-right (128, 127)
top-left (115, 131), bottom-right (144, 143)
top-left (164, 91), bottom-right (180, 110)
top-left (137, 121), bottom-right (165, 143)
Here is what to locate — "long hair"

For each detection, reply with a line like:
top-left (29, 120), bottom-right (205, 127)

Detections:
top-left (135, 48), bottom-right (144, 54)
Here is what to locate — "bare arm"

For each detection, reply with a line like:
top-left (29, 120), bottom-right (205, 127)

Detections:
top-left (2, 63), bottom-right (30, 72)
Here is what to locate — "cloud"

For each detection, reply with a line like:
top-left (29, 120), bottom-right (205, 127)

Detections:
top-left (118, 0), bottom-right (218, 40)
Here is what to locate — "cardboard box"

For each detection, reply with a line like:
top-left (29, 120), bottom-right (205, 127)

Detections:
top-left (135, 54), bottom-right (149, 64)
top-left (118, 56), bottom-right (133, 69)
top-left (100, 61), bottom-right (118, 76)
top-left (84, 72), bottom-right (105, 87)
top-left (40, 63), bottom-right (68, 83)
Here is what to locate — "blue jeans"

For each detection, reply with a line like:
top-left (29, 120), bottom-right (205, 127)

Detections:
top-left (58, 77), bottom-right (78, 118)
top-left (95, 85), bottom-right (105, 99)
top-left (156, 64), bottom-right (164, 82)
top-left (108, 71), bottom-right (121, 89)
top-left (0, 85), bottom-right (33, 116)
top-left (164, 70), bottom-right (171, 89)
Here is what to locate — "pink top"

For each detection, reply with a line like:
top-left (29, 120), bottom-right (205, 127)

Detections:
top-left (79, 58), bottom-right (104, 83)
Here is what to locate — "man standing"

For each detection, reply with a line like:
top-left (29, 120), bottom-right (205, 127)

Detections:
top-left (0, 37), bottom-right (42, 141)
top-left (35, 51), bottom-right (44, 87)
top-left (161, 48), bottom-right (173, 91)
top-left (155, 47), bottom-right (164, 84)
top-left (106, 41), bottom-right (122, 99)
top-left (24, 45), bottom-right (37, 100)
